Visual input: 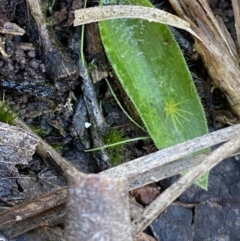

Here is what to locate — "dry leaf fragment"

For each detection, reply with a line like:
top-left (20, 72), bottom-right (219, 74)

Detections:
top-left (0, 122), bottom-right (38, 198)
top-left (0, 122), bottom-right (38, 164)
top-left (74, 6), bottom-right (192, 32)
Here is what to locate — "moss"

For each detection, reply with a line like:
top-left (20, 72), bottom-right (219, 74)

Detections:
top-left (0, 95), bottom-right (18, 124)
top-left (51, 143), bottom-right (64, 154)
top-left (30, 125), bottom-right (49, 137)
top-left (104, 128), bottom-right (127, 166)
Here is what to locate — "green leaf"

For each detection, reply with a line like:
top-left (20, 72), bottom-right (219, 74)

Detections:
top-left (99, 0), bottom-right (209, 189)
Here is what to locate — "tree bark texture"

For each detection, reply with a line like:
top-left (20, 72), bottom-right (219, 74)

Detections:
top-left (64, 172), bottom-right (133, 241)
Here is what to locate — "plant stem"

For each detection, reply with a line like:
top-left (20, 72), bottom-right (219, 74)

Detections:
top-left (105, 78), bottom-right (146, 131)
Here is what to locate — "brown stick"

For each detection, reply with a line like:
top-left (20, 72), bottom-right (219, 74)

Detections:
top-left (65, 172), bottom-right (133, 241)
top-left (0, 188), bottom-right (67, 238)
top-left (26, 0), bottom-right (79, 90)
top-left (232, 0), bottom-right (240, 55)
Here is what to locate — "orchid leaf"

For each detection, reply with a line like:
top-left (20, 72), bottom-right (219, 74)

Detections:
top-left (99, 0), bottom-right (209, 189)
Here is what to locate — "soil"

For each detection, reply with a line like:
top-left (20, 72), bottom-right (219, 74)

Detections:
top-left (0, 0), bottom-right (239, 240)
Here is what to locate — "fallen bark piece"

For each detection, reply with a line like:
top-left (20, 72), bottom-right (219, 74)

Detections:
top-left (0, 188), bottom-right (66, 238)
top-left (14, 118), bottom-right (79, 174)
top-left (65, 172), bottom-right (133, 241)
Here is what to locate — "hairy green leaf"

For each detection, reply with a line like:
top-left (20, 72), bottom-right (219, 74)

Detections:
top-left (99, 0), bottom-right (209, 189)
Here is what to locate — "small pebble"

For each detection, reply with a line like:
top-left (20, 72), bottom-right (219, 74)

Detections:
top-left (27, 50), bottom-right (36, 58)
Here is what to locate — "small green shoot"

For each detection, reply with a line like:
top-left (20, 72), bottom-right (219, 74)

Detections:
top-left (104, 129), bottom-right (127, 166)
top-left (87, 129), bottom-right (148, 166)
top-left (87, 59), bottom-right (97, 73)
top-left (30, 125), bottom-right (49, 137)
top-left (0, 94), bottom-right (19, 124)
top-left (105, 78), bottom-right (146, 131)
top-left (85, 135), bottom-right (148, 152)
top-left (48, 0), bottom-right (56, 15)
top-left (51, 143), bottom-right (64, 154)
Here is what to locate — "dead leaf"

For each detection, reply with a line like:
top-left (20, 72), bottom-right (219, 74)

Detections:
top-left (0, 122), bottom-right (38, 198)
top-left (169, 0), bottom-right (240, 117)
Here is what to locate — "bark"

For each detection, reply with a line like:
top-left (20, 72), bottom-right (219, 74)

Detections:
top-left (65, 172), bottom-right (133, 241)
top-left (0, 188), bottom-right (66, 238)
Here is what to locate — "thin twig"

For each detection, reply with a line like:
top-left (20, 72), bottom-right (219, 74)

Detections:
top-left (74, 6), bottom-right (191, 32)
top-left (75, 31), bottom-right (111, 170)
top-left (197, 0), bottom-right (236, 59)
top-left (0, 188), bottom-right (66, 239)
top-left (102, 124), bottom-right (240, 189)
